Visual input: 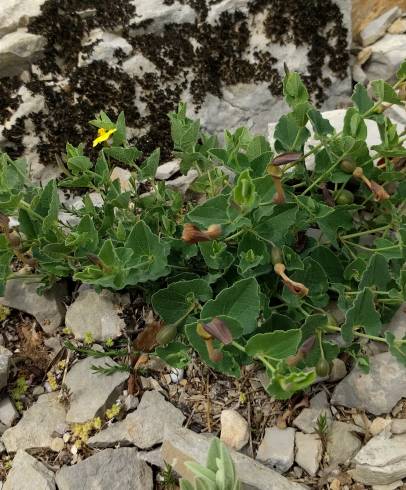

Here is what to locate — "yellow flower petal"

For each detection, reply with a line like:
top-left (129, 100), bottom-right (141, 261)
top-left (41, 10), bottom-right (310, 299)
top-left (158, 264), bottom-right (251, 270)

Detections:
top-left (92, 127), bottom-right (117, 147)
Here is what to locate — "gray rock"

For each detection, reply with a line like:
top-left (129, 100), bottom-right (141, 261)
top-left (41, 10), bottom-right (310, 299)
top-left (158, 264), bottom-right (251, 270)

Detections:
top-left (0, 346), bottom-right (12, 391)
top-left (360, 7), bottom-right (401, 46)
top-left (65, 288), bottom-right (126, 341)
top-left (0, 396), bottom-right (18, 427)
top-left (256, 427), bottom-right (295, 473)
top-left (364, 34), bottom-right (406, 82)
top-left (391, 419), bottom-right (406, 435)
top-left (331, 352), bottom-right (406, 416)
top-left (162, 425), bottom-right (307, 490)
top-left (327, 421), bottom-right (362, 467)
top-left (79, 29), bottom-right (132, 66)
top-left (220, 409), bottom-right (249, 451)
top-left (295, 432), bottom-right (323, 477)
top-left (89, 390), bottom-right (184, 449)
top-left (293, 407), bottom-right (332, 434)
top-left (4, 450), bottom-right (55, 490)
top-left (0, 0), bottom-right (47, 38)
top-left (0, 29), bottom-right (46, 78)
top-left (166, 168), bottom-right (199, 194)
top-left (383, 303), bottom-right (406, 339)
top-left (351, 431), bottom-right (406, 485)
top-left (155, 159), bottom-right (180, 180)
top-left (388, 18), bottom-right (406, 34)
top-left (372, 482), bottom-right (404, 490)
top-left (56, 448), bottom-right (153, 490)
top-left (65, 354), bottom-right (128, 424)
top-left (329, 358), bottom-right (348, 382)
top-left (138, 448), bottom-right (165, 469)
top-left (122, 53), bottom-right (157, 76)
top-left (309, 391), bottom-right (329, 409)
top-left (0, 278), bottom-right (66, 335)
top-left (130, 0), bottom-right (196, 32)
top-left (2, 393), bottom-right (67, 452)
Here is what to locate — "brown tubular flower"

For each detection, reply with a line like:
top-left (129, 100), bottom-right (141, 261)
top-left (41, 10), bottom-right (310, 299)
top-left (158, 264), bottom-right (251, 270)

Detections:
top-left (267, 164), bottom-right (285, 204)
top-left (274, 262), bottom-right (309, 297)
top-left (353, 167), bottom-right (389, 202)
top-left (196, 321), bottom-right (225, 363)
top-left (272, 152), bottom-right (303, 166)
top-left (286, 335), bottom-right (316, 366)
top-left (203, 317), bottom-right (233, 345)
top-left (182, 223), bottom-right (222, 244)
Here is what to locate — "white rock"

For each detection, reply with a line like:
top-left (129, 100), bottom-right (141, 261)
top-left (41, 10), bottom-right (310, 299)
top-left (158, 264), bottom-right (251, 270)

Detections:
top-left (295, 432), bottom-right (323, 476)
top-left (360, 7), bottom-right (401, 46)
top-left (309, 391), bottom-right (329, 409)
top-left (373, 482), bottom-right (404, 490)
top-left (329, 358), bottom-right (347, 382)
top-left (130, 0), bottom-right (196, 31)
top-left (155, 159), bottom-right (180, 180)
top-left (3, 450), bottom-right (55, 490)
top-left (162, 425), bottom-right (307, 490)
top-left (56, 448), bottom-right (153, 490)
top-left (0, 29), bottom-right (46, 78)
top-left (383, 303), bottom-right (406, 339)
top-left (122, 53), bottom-right (157, 76)
top-left (50, 437), bottom-right (64, 452)
top-left (351, 431), bottom-right (406, 485)
top-left (0, 396), bottom-right (18, 427)
top-left (256, 426), bottom-right (295, 473)
top-left (206, 0), bottom-right (248, 24)
top-left (0, 347), bottom-right (12, 391)
top-left (365, 34), bottom-right (406, 82)
top-left (65, 354), bottom-right (128, 424)
top-left (332, 352), bottom-right (406, 416)
top-left (79, 29), bottom-right (132, 66)
top-left (293, 407), bottom-right (332, 434)
top-left (0, 278), bottom-right (66, 335)
top-left (0, 0), bottom-right (46, 38)
top-left (110, 166), bottom-right (133, 191)
top-left (370, 417), bottom-right (392, 436)
top-left (388, 17), bottom-right (406, 34)
top-left (352, 63), bottom-right (368, 84)
top-left (327, 421), bottom-right (363, 467)
top-left (391, 419), bottom-right (406, 435)
top-left (65, 288), bottom-right (126, 341)
top-left (2, 393), bottom-right (67, 452)
top-left (220, 409), bottom-right (250, 451)
top-left (88, 390), bottom-right (185, 449)
top-left (166, 168), bottom-right (198, 194)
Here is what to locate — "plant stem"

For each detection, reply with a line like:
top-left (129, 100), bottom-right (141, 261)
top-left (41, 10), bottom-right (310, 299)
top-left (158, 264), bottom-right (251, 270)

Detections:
top-left (231, 340), bottom-right (275, 372)
top-left (326, 325), bottom-right (387, 344)
top-left (340, 225), bottom-right (392, 240)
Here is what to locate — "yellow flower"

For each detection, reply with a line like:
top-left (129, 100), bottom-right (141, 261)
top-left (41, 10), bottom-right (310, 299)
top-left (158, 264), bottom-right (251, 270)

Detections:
top-left (92, 127), bottom-right (117, 147)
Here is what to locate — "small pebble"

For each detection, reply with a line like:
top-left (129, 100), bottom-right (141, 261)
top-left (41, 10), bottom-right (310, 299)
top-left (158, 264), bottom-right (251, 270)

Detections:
top-left (32, 386), bottom-right (45, 396)
top-left (50, 437), bottom-right (65, 452)
top-left (220, 409), bottom-right (249, 451)
top-left (370, 417), bottom-right (391, 436)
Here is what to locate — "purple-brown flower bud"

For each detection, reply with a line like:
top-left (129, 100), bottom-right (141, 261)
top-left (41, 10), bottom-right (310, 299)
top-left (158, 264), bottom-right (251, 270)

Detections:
top-left (203, 318), bottom-right (233, 345)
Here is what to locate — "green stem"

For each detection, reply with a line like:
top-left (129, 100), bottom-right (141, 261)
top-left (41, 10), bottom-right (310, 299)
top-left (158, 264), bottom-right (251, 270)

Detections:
top-left (326, 325), bottom-right (387, 344)
top-left (224, 229), bottom-right (245, 242)
top-left (340, 225), bottom-right (392, 240)
top-left (300, 158), bottom-right (342, 196)
top-left (342, 240), bottom-right (400, 253)
top-left (231, 341), bottom-right (276, 372)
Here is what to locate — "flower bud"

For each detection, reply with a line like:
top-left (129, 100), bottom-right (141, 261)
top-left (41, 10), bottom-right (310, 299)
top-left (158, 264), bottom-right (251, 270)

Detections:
top-left (196, 322), bottom-right (212, 341)
top-left (203, 317), bottom-right (233, 345)
top-left (182, 223), bottom-right (222, 244)
top-left (370, 180), bottom-right (389, 202)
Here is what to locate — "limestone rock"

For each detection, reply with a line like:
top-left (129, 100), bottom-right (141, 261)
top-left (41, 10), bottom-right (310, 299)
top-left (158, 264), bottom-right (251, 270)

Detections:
top-left (364, 34), bottom-right (406, 81)
top-left (391, 419), bottom-right (406, 435)
top-left (360, 7), bottom-right (401, 46)
top-left (388, 18), bottom-right (406, 34)
top-left (256, 427), bottom-right (295, 473)
top-left (2, 393), bottom-right (67, 452)
top-left (4, 450), bottom-right (55, 490)
top-left (122, 53), bottom-right (157, 76)
top-left (0, 29), bottom-right (46, 78)
top-left (155, 159), bottom-right (180, 180)
top-left (110, 167), bottom-right (133, 191)
top-left (331, 352), bottom-right (406, 416)
top-left (0, 0), bottom-right (47, 38)
top-left (383, 303), bottom-right (406, 339)
top-left (351, 431), bottom-right (406, 485)
top-left (0, 347), bottom-right (12, 391)
top-left (56, 448), bottom-right (153, 490)
top-left (166, 168), bottom-right (199, 194)
top-left (0, 278), bottom-right (66, 335)
top-left (327, 421), bottom-right (363, 467)
top-left (329, 359), bottom-right (347, 382)
top-left (0, 396), bottom-right (18, 427)
top-left (88, 390), bottom-right (185, 449)
top-left (65, 354), bottom-right (128, 424)
top-left (138, 448), bottom-right (165, 469)
top-left (370, 417), bottom-right (392, 436)
top-left (293, 407), bottom-right (332, 434)
top-left (162, 425), bottom-right (307, 490)
top-left (79, 29), bottom-right (132, 66)
top-left (65, 288), bottom-right (126, 341)
top-left (295, 432), bottom-right (323, 477)
top-left (130, 0), bottom-right (196, 32)
top-left (220, 409), bottom-right (249, 451)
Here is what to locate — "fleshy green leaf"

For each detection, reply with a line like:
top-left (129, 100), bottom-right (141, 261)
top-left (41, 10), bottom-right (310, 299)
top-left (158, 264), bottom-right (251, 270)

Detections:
top-left (359, 253), bottom-right (390, 290)
top-left (154, 342), bottom-right (190, 368)
top-left (246, 329), bottom-right (302, 359)
top-left (385, 332), bottom-right (406, 365)
top-left (371, 80), bottom-right (401, 105)
top-left (140, 148), bottom-right (160, 180)
top-left (342, 288), bottom-right (382, 342)
top-left (352, 83), bottom-right (374, 115)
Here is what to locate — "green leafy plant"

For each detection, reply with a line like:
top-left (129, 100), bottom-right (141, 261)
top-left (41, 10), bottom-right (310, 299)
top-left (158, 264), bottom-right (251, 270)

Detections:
top-left (180, 437), bottom-right (241, 490)
top-left (0, 63), bottom-right (405, 400)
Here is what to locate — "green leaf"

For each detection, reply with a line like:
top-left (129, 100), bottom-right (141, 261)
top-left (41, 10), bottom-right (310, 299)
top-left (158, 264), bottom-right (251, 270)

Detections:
top-left (317, 207), bottom-right (353, 246)
top-left (310, 246), bottom-right (344, 283)
top-left (255, 205), bottom-right (298, 246)
top-left (152, 279), bottom-right (212, 325)
top-left (266, 369), bottom-right (317, 400)
top-left (282, 246), bottom-right (304, 271)
top-left (232, 169), bottom-right (257, 212)
top-left (187, 195), bottom-right (231, 228)
top-left (201, 277), bottom-right (260, 334)
top-left (154, 342), bottom-right (190, 368)
top-left (199, 241), bottom-right (234, 270)
top-left (342, 288), bottom-right (382, 342)
top-left (139, 148), bottom-right (160, 180)
top-left (352, 83), bottom-right (374, 115)
top-left (283, 72), bottom-right (309, 107)
top-left (104, 146), bottom-right (141, 166)
top-left (397, 60), bottom-right (406, 81)
top-left (67, 155), bottom-right (92, 174)
top-left (0, 235), bottom-right (13, 296)
top-left (359, 253), bottom-right (390, 290)
top-left (371, 80), bottom-right (401, 105)
top-left (385, 332), bottom-right (406, 365)
top-left (307, 109), bottom-right (334, 136)
top-left (246, 329), bottom-right (302, 359)
top-left (274, 114), bottom-right (310, 152)
top-left (343, 108), bottom-right (367, 140)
